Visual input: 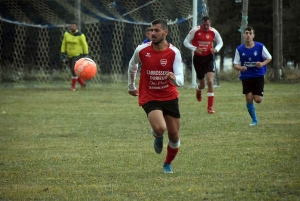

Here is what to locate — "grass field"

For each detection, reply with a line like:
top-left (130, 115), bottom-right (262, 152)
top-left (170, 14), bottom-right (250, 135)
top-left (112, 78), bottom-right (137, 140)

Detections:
top-left (0, 81), bottom-right (300, 200)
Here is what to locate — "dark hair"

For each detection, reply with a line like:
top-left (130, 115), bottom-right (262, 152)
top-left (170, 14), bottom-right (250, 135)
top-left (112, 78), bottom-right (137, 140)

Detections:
top-left (151, 19), bottom-right (168, 30)
top-left (70, 21), bottom-right (77, 25)
top-left (202, 16), bottom-right (210, 22)
top-left (244, 26), bottom-right (255, 33)
top-left (145, 27), bottom-right (152, 32)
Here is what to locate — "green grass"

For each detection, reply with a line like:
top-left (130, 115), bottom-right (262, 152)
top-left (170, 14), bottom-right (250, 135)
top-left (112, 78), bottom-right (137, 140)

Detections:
top-left (0, 81), bottom-right (300, 200)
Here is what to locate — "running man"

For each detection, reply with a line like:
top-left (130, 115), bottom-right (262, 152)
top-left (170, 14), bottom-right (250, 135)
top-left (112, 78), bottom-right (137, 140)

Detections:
top-left (183, 16), bottom-right (223, 114)
top-left (128, 19), bottom-right (184, 173)
top-left (233, 26), bottom-right (272, 126)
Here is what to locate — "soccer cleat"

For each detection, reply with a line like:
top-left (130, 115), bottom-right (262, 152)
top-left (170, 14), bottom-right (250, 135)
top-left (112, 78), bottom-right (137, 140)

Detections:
top-left (154, 136), bottom-right (163, 154)
top-left (70, 87), bottom-right (75, 91)
top-left (249, 121), bottom-right (258, 126)
top-left (196, 89), bottom-right (202, 102)
top-left (207, 107), bottom-right (215, 114)
top-left (163, 163), bottom-right (173, 174)
top-left (81, 84), bottom-right (86, 90)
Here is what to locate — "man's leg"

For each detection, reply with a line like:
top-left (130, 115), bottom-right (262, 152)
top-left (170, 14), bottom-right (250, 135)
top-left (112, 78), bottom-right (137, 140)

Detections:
top-left (77, 77), bottom-right (86, 88)
top-left (246, 93), bottom-right (258, 126)
top-left (193, 55), bottom-right (205, 102)
top-left (163, 115), bottom-right (180, 173)
top-left (69, 57), bottom-right (77, 91)
top-left (206, 72), bottom-right (215, 114)
top-left (196, 78), bottom-right (205, 102)
top-left (70, 77), bottom-right (77, 91)
top-left (148, 110), bottom-right (166, 154)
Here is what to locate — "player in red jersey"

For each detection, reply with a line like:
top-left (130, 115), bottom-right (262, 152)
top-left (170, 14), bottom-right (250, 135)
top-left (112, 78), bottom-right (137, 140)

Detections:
top-left (128, 19), bottom-right (184, 174)
top-left (183, 16), bottom-right (223, 114)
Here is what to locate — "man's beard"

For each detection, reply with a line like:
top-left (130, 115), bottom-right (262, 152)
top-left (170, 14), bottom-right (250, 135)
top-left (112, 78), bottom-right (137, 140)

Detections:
top-left (152, 37), bottom-right (164, 45)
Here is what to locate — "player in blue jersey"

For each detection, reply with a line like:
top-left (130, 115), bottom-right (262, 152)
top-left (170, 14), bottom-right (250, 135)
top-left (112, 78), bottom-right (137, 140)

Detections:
top-left (142, 27), bottom-right (152, 44)
top-left (233, 26), bottom-right (272, 126)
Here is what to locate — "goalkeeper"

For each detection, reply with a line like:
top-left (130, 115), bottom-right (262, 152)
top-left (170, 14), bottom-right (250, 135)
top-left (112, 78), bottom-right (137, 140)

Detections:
top-left (60, 21), bottom-right (89, 91)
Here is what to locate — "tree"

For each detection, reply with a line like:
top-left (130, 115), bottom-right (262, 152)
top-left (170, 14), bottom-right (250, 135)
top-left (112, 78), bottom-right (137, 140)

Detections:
top-left (207, 0), bottom-right (241, 72)
top-left (273, 0), bottom-right (282, 81)
top-left (283, 0), bottom-right (300, 68)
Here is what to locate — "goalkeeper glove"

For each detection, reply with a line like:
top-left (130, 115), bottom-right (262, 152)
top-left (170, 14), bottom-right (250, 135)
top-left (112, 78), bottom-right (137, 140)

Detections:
top-left (60, 53), bottom-right (67, 61)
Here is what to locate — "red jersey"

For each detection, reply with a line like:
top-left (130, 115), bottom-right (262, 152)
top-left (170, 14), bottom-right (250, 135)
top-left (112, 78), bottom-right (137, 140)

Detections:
top-left (128, 43), bottom-right (184, 106)
top-left (183, 25), bottom-right (223, 56)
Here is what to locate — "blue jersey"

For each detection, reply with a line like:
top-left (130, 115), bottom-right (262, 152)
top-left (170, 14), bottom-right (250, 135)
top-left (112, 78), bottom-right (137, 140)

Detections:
top-left (142, 38), bottom-right (151, 44)
top-left (234, 42), bottom-right (271, 80)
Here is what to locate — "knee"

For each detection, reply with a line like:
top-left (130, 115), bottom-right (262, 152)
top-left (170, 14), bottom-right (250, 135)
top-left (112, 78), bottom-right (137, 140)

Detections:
top-left (255, 99), bottom-right (262, 104)
top-left (168, 130), bottom-right (179, 143)
top-left (206, 79), bottom-right (213, 86)
top-left (254, 96), bottom-right (263, 104)
top-left (152, 126), bottom-right (166, 137)
top-left (199, 80), bottom-right (205, 89)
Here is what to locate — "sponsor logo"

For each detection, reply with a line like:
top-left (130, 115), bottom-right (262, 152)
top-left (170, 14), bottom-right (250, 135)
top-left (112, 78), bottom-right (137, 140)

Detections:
top-left (146, 53), bottom-right (151, 57)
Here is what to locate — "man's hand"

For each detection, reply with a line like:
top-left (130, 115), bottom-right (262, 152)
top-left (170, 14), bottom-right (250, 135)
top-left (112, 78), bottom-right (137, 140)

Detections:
top-left (255, 62), bottom-right (264, 68)
top-left (210, 48), bottom-right (217, 54)
top-left (240, 66), bottom-right (247, 72)
top-left (128, 90), bottom-right (138, 96)
top-left (166, 72), bottom-right (176, 82)
top-left (81, 54), bottom-right (89, 58)
top-left (195, 47), bottom-right (202, 55)
top-left (60, 53), bottom-right (67, 61)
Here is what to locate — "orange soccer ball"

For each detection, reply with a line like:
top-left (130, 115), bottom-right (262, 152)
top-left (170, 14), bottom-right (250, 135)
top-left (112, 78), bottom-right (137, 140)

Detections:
top-left (74, 58), bottom-right (97, 80)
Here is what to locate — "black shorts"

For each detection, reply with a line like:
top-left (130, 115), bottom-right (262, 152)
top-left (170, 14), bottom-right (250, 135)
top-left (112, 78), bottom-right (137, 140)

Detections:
top-left (142, 98), bottom-right (180, 118)
top-left (242, 76), bottom-right (264, 96)
top-left (193, 54), bottom-right (215, 80)
top-left (68, 55), bottom-right (81, 77)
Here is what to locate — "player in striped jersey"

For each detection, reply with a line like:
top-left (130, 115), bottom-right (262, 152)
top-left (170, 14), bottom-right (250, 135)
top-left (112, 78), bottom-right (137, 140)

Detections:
top-left (128, 19), bottom-right (184, 174)
top-left (183, 16), bottom-right (223, 114)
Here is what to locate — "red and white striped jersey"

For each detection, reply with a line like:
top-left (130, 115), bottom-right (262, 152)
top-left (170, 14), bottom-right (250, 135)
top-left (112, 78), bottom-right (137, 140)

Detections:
top-left (184, 25), bottom-right (223, 56)
top-left (128, 42), bottom-right (184, 106)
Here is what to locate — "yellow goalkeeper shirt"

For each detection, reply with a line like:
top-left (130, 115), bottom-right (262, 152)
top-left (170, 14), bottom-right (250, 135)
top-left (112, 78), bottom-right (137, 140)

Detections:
top-left (60, 30), bottom-right (89, 57)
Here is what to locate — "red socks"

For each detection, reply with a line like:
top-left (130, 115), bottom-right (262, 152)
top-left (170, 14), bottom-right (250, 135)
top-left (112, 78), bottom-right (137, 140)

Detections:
top-left (164, 145), bottom-right (179, 164)
top-left (207, 92), bottom-right (214, 109)
top-left (71, 77), bottom-right (85, 89)
top-left (71, 78), bottom-right (77, 88)
top-left (77, 77), bottom-right (85, 86)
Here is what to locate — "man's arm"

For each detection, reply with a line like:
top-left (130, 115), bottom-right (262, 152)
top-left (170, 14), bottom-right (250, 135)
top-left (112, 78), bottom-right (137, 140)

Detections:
top-left (256, 46), bottom-right (272, 68)
top-left (60, 32), bottom-right (67, 54)
top-left (167, 48), bottom-right (184, 87)
top-left (183, 28), bottom-right (197, 52)
top-left (128, 47), bottom-right (141, 93)
top-left (233, 49), bottom-right (247, 72)
top-left (213, 29), bottom-right (223, 53)
top-left (60, 33), bottom-right (67, 60)
top-left (81, 34), bottom-right (89, 55)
